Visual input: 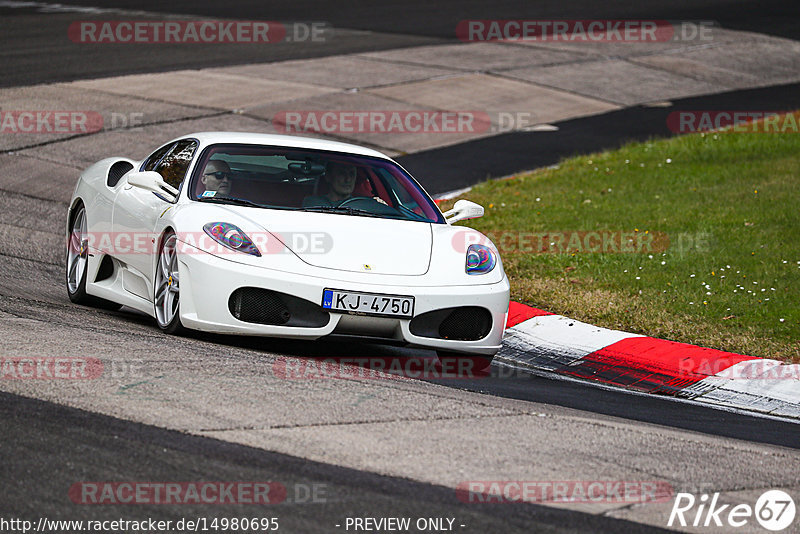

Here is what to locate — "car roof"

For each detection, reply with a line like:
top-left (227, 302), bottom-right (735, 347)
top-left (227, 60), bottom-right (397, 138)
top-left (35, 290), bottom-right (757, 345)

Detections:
top-left (167, 132), bottom-right (391, 160)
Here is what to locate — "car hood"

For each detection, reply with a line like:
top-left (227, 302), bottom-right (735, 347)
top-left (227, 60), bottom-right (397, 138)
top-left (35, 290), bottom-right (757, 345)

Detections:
top-left (216, 207), bottom-right (433, 276)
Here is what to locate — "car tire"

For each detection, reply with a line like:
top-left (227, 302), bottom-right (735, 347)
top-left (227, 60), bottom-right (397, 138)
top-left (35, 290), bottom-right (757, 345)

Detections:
top-left (66, 203), bottom-right (122, 311)
top-left (154, 231), bottom-right (185, 335)
top-left (435, 350), bottom-right (494, 376)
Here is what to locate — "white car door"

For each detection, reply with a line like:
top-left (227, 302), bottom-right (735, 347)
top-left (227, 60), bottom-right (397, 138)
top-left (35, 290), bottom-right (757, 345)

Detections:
top-left (111, 139), bottom-right (198, 300)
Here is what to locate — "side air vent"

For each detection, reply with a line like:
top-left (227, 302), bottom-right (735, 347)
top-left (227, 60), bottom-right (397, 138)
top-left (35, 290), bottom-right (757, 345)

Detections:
top-left (228, 288), bottom-right (330, 328)
top-left (94, 255), bottom-right (115, 283)
top-left (107, 161), bottom-right (134, 187)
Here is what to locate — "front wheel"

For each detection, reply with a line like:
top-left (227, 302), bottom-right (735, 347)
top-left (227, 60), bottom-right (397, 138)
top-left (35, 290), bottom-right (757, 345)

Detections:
top-left (154, 232), bottom-right (185, 334)
top-left (435, 350), bottom-right (494, 376)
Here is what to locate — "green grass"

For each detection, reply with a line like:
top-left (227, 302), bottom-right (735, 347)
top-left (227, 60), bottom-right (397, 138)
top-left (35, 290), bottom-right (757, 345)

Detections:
top-left (444, 113), bottom-right (800, 362)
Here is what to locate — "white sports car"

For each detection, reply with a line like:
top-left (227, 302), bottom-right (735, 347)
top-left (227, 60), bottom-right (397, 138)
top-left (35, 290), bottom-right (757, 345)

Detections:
top-left (66, 132), bottom-right (509, 366)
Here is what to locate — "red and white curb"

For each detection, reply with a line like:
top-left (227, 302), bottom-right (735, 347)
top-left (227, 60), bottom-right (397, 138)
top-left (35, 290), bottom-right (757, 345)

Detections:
top-left (499, 302), bottom-right (800, 419)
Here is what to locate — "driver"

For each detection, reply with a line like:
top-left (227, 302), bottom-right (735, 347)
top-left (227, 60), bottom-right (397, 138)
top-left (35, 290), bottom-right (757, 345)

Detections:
top-left (302, 162), bottom-right (357, 207)
top-left (200, 159), bottom-right (233, 196)
top-left (302, 162), bottom-right (388, 208)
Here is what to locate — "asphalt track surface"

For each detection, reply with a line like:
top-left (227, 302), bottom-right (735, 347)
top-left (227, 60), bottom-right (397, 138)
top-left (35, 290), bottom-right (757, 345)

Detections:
top-left (2, 0), bottom-right (799, 87)
top-left (2, 2), bottom-right (800, 532)
top-left (1, 392), bottom-right (672, 533)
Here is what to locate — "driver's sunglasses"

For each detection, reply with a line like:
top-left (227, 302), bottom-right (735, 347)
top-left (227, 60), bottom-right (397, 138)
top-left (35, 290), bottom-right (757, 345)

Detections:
top-left (204, 171), bottom-right (233, 180)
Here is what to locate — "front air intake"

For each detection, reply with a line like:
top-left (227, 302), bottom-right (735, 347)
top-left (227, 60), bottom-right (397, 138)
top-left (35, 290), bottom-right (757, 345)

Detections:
top-left (228, 288), bottom-right (330, 327)
top-left (229, 288), bottom-right (290, 325)
top-left (438, 307), bottom-right (492, 340)
top-left (409, 306), bottom-right (492, 341)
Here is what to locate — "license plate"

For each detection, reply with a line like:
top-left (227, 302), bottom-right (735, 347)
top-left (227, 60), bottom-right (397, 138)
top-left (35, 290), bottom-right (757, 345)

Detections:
top-left (322, 289), bottom-right (414, 319)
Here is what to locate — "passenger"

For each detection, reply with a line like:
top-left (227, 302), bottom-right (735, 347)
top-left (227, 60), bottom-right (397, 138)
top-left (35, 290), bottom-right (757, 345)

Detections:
top-left (200, 160), bottom-right (233, 196)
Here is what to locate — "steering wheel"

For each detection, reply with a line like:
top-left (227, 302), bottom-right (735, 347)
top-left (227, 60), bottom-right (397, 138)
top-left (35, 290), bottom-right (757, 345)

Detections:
top-left (337, 196), bottom-right (375, 208)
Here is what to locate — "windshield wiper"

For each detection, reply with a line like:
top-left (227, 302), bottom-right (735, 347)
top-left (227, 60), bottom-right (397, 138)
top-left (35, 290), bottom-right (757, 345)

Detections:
top-left (300, 206), bottom-right (382, 218)
top-left (197, 196), bottom-right (265, 209)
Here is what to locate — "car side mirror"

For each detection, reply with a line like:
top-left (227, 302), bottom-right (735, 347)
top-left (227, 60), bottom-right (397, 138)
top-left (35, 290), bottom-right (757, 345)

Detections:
top-left (443, 199), bottom-right (484, 224)
top-left (127, 171), bottom-right (179, 200)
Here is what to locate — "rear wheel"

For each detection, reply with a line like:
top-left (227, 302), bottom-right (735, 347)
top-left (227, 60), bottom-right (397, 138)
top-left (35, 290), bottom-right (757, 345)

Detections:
top-left (154, 231), bottom-right (185, 334)
top-left (435, 350), bottom-right (494, 377)
top-left (66, 204), bottom-right (121, 310)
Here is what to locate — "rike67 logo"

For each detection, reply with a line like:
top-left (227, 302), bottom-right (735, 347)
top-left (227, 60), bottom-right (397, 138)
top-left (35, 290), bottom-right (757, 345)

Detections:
top-left (668, 490), bottom-right (796, 531)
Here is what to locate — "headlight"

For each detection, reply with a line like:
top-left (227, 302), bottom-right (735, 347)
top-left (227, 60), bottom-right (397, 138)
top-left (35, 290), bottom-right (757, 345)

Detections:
top-left (465, 244), bottom-right (496, 275)
top-left (203, 222), bottom-right (261, 257)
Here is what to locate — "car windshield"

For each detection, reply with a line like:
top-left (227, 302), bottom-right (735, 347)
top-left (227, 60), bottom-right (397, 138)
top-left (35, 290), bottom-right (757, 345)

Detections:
top-left (189, 144), bottom-right (445, 223)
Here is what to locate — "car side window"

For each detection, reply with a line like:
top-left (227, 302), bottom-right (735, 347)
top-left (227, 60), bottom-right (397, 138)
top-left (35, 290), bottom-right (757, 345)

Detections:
top-left (143, 142), bottom-right (174, 172)
top-left (154, 139), bottom-right (199, 189)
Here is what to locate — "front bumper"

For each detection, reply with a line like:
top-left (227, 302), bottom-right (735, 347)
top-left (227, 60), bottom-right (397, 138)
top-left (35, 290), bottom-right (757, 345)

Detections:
top-left (177, 243), bottom-right (510, 356)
